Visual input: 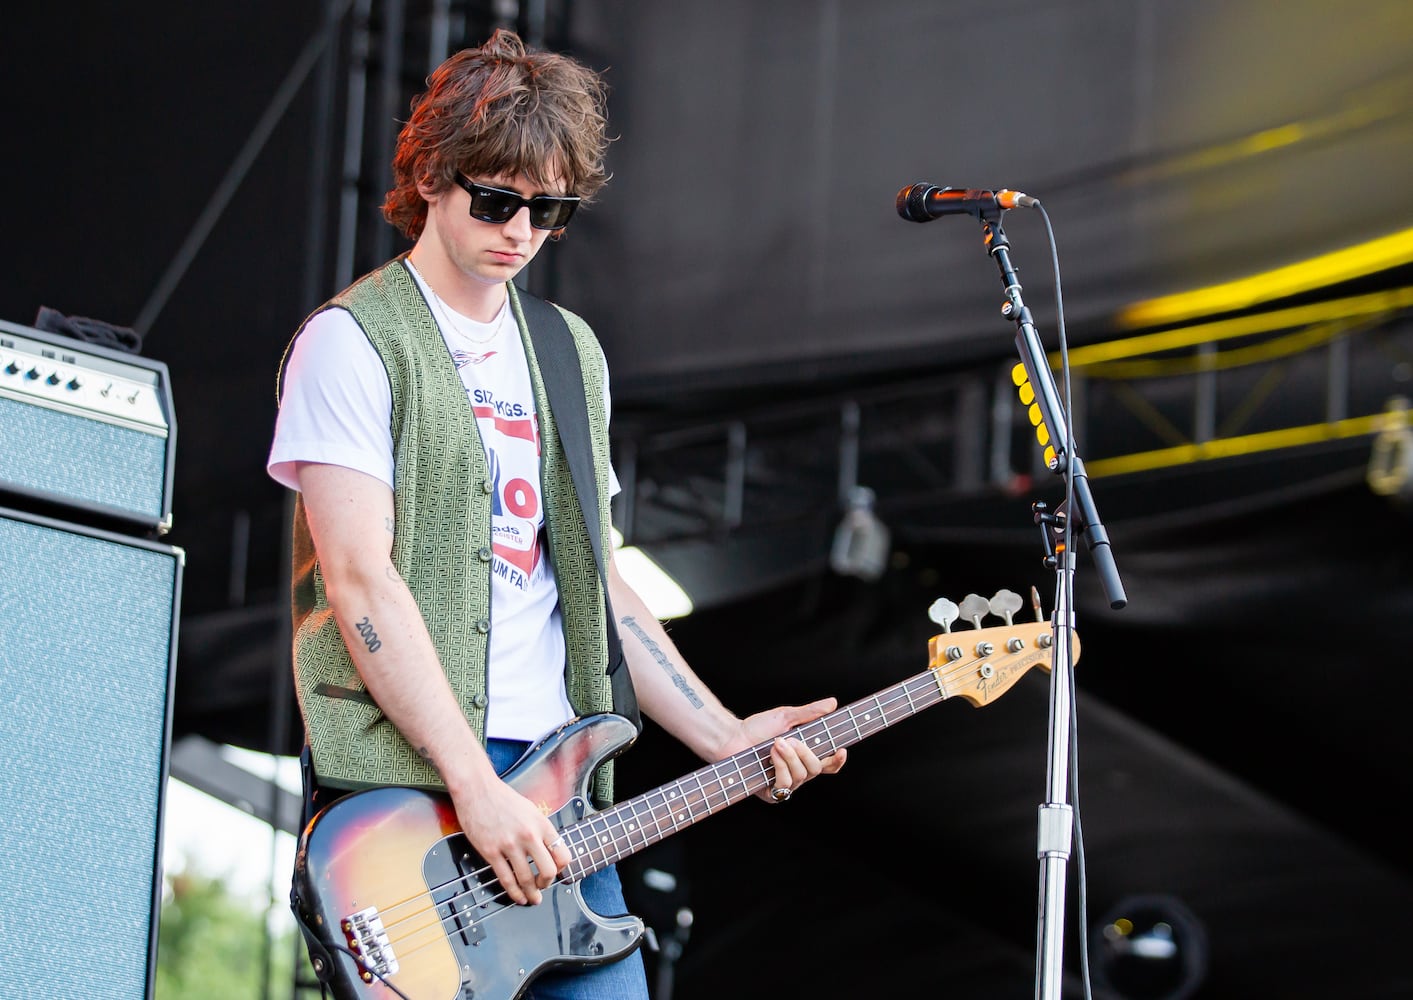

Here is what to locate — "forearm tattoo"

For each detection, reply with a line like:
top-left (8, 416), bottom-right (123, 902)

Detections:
top-left (385, 516), bottom-right (395, 535)
top-left (354, 615), bottom-right (383, 653)
top-left (621, 615), bottom-right (703, 708)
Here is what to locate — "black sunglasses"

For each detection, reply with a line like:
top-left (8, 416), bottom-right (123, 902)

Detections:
top-left (453, 176), bottom-right (580, 231)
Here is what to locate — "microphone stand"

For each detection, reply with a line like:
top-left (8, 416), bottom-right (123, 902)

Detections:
top-left (967, 203), bottom-right (1127, 1000)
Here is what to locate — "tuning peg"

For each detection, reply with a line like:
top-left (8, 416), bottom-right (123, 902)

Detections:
top-left (927, 597), bottom-right (959, 633)
top-left (988, 588), bottom-right (1023, 625)
top-left (957, 593), bottom-right (991, 630)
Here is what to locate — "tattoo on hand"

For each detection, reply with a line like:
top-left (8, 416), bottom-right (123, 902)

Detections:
top-left (354, 615), bottom-right (383, 653)
top-left (621, 615), bottom-right (703, 708)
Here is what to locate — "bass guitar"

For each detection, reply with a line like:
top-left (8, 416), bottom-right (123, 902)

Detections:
top-left (293, 603), bottom-right (1078, 999)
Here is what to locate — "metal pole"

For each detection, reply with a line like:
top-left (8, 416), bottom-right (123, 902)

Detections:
top-left (301, 0), bottom-right (345, 314)
top-left (334, 0), bottom-right (374, 288)
top-left (428, 0), bottom-right (452, 71)
top-left (371, 0), bottom-right (406, 266)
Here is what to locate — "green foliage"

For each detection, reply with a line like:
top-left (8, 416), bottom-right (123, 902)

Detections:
top-left (155, 868), bottom-right (312, 1000)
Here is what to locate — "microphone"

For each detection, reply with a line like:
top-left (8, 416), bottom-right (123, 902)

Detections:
top-left (896, 183), bottom-right (1037, 222)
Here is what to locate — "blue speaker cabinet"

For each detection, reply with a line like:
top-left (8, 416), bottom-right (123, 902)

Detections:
top-left (0, 505), bottom-right (183, 998)
top-left (0, 319), bottom-right (175, 534)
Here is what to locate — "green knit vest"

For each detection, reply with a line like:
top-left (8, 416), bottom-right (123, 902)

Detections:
top-left (280, 258), bottom-right (619, 803)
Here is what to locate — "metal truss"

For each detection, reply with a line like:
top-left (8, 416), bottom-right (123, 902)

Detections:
top-left (613, 291), bottom-right (1413, 553)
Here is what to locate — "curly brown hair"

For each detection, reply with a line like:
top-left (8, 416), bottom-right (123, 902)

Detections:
top-left (382, 29), bottom-right (611, 239)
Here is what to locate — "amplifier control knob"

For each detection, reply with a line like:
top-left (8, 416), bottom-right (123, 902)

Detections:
top-left (25, 367), bottom-right (41, 380)
top-left (46, 373), bottom-right (61, 386)
top-left (66, 377), bottom-right (82, 391)
top-left (4, 361), bottom-right (18, 375)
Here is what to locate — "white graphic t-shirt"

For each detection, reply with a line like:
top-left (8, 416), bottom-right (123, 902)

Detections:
top-left (268, 268), bottom-right (615, 741)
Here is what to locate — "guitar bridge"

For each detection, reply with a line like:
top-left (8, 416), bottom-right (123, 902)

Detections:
top-left (342, 906), bottom-right (399, 981)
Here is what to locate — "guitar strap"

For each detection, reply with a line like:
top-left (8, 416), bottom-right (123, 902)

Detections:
top-left (292, 746), bottom-right (337, 989)
top-left (517, 289), bottom-right (641, 732)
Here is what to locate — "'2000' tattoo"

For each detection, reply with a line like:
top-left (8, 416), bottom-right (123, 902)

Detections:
top-left (354, 616), bottom-right (383, 653)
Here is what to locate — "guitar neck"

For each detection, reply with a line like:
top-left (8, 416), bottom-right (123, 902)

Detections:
top-left (560, 668), bottom-right (948, 879)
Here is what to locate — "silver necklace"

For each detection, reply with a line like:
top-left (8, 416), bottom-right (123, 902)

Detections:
top-left (409, 260), bottom-right (505, 345)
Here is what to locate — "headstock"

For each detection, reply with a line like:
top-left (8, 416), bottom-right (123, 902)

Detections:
top-left (927, 588), bottom-right (1080, 707)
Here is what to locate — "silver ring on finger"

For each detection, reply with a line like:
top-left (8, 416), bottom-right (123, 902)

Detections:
top-left (770, 785), bottom-right (792, 803)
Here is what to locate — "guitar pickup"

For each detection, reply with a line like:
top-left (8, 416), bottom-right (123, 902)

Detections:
top-left (342, 906), bottom-right (400, 980)
top-left (426, 842), bottom-right (491, 948)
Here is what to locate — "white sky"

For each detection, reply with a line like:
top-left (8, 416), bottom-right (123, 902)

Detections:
top-left (160, 748), bottom-right (300, 928)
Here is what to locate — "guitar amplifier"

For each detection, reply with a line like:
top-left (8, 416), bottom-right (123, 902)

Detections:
top-left (0, 318), bottom-right (175, 534)
top-left (0, 504), bottom-right (183, 998)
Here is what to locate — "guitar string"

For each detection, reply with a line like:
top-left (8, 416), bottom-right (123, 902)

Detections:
top-left (350, 647), bottom-right (1021, 973)
top-left (366, 740), bottom-right (789, 963)
top-left (360, 746), bottom-right (786, 972)
top-left (362, 650), bottom-right (1004, 971)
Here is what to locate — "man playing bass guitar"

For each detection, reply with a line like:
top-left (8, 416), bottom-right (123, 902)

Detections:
top-left (267, 28), bottom-right (845, 1000)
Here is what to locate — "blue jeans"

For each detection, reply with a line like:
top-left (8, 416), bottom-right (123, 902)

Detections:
top-left (486, 739), bottom-right (649, 1000)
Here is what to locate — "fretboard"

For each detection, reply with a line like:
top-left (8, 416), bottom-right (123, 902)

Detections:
top-left (560, 667), bottom-right (951, 879)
